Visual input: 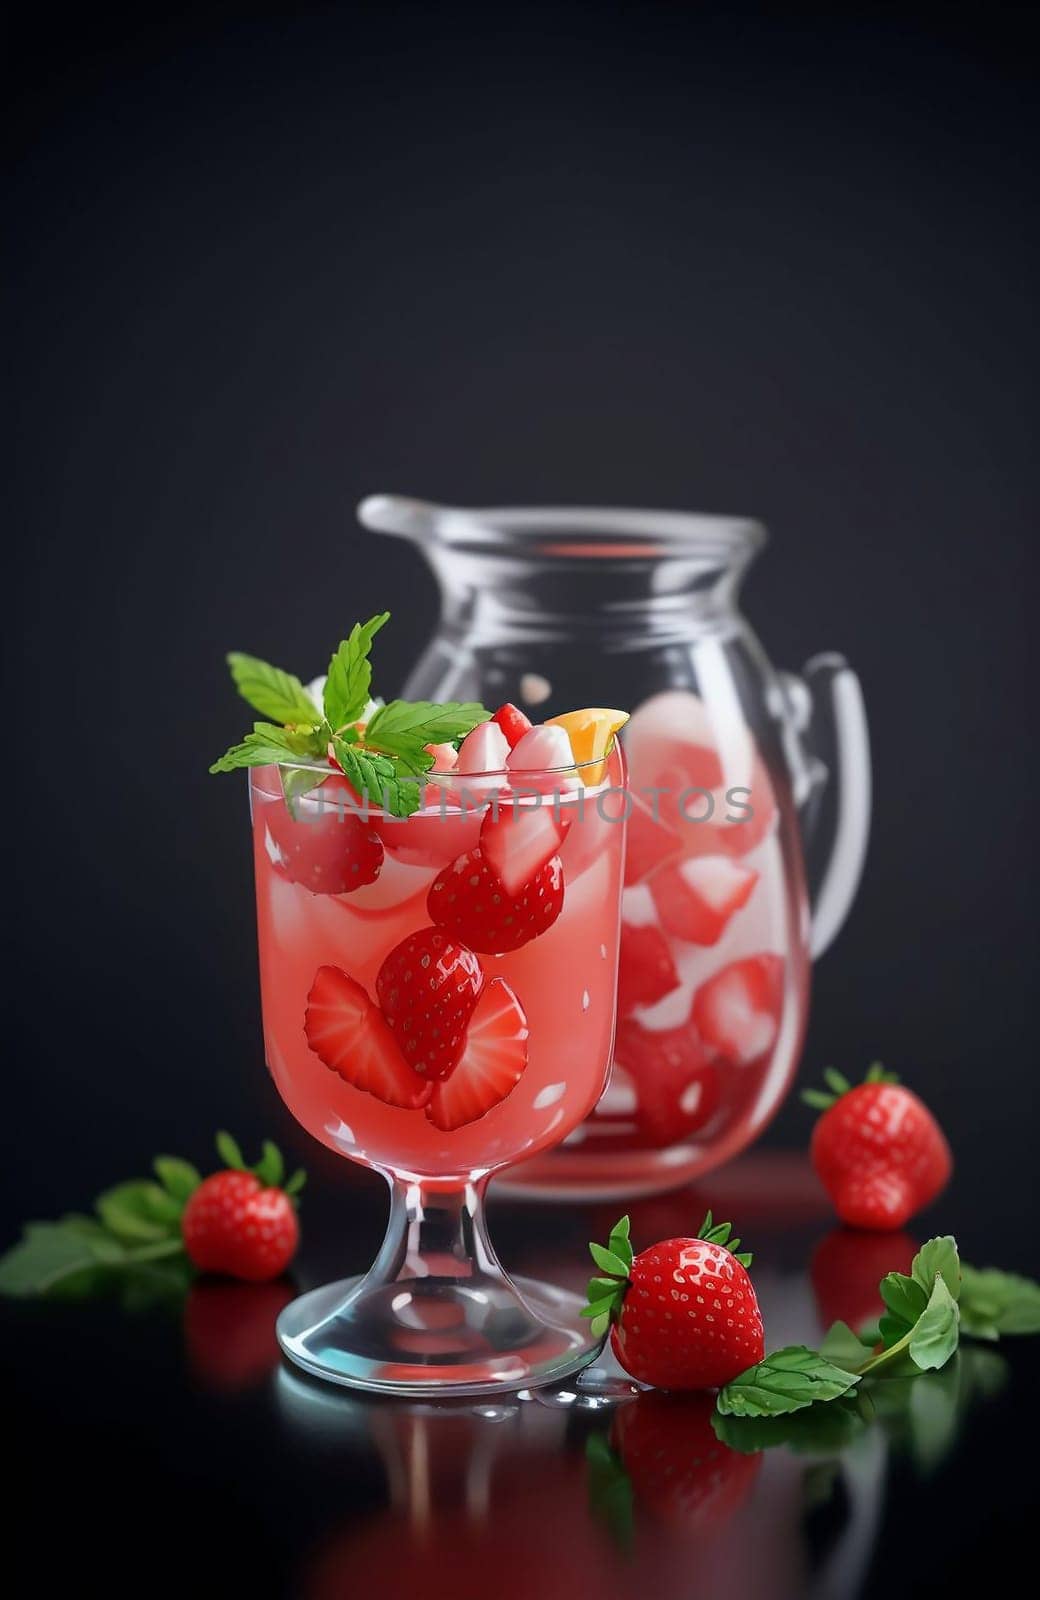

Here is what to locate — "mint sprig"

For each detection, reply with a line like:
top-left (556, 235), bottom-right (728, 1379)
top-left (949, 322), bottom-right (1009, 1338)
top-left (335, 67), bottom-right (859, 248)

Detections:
top-left (958, 1264), bottom-right (1040, 1338)
top-left (716, 1346), bottom-right (862, 1418)
top-left (324, 613), bottom-right (389, 729)
top-left (211, 614), bottom-right (490, 816)
top-left (365, 698), bottom-right (493, 758)
top-left (716, 1234), bottom-right (1039, 1421)
top-left (227, 652), bottom-right (324, 727)
top-left (0, 1132), bottom-right (305, 1299)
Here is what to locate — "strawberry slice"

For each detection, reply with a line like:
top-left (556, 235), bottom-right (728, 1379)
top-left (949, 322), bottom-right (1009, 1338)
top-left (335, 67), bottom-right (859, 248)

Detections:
top-left (614, 1010), bottom-right (720, 1147)
top-left (623, 792), bottom-right (683, 886)
top-left (304, 966), bottom-right (431, 1108)
top-left (650, 857), bottom-right (758, 945)
top-left (691, 954), bottom-right (784, 1066)
top-left (618, 921), bottom-right (680, 1015)
top-left (480, 804), bottom-right (570, 896)
top-left (426, 979), bottom-right (529, 1130)
top-left (491, 703), bottom-right (533, 749)
top-left (427, 846), bottom-right (565, 953)
top-left (266, 797), bottom-right (383, 896)
top-left (375, 927), bottom-right (484, 1081)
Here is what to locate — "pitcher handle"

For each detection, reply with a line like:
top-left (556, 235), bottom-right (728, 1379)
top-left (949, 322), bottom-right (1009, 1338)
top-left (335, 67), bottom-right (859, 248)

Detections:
top-left (782, 653), bottom-right (872, 960)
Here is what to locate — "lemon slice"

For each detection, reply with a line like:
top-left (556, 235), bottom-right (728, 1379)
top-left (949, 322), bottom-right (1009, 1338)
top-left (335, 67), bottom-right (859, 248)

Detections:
top-left (545, 707), bottom-right (629, 784)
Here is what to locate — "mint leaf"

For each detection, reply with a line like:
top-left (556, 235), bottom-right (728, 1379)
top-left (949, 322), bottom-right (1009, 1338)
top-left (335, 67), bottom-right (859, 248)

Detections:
top-left (227, 652), bottom-right (322, 726)
top-left (95, 1182), bottom-right (180, 1244)
top-left (879, 1272), bottom-right (928, 1345)
top-left (324, 613), bottom-right (390, 730)
top-left (332, 738), bottom-right (423, 818)
top-left (713, 1395), bottom-right (868, 1455)
top-left (908, 1275), bottom-right (960, 1371)
top-left (210, 723), bottom-right (325, 774)
top-left (959, 1264), bottom-right (1040, 1338)
top-left (716, 1346), bottom-right (861, 1418)
top-left (365, 699), bottom-right (490, 759)
top-left (911, 1236), bottom-right (961, 1301)
top-left (0, 1223), bottom-right (117, 1296)
top-left (819, 1320), bottom-right (874, 1372)
top-left (153, 1157), bottom-right (201, 1203)
top-left (281, 765), bottom-right (330, 816)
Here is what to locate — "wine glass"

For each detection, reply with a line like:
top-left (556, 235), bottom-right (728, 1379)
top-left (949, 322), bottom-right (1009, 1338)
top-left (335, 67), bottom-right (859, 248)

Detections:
top-left (248, 746), bottom-right (626, 1394)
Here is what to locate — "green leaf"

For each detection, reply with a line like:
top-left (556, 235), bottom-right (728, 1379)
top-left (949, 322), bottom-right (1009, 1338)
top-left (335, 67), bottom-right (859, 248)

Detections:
top-left (716, 1346), bottom-right (861, 1418)
top-left (589, 1242), bottom-right (631, 1277)
top-left (281, 764), bottom-right (330, 816)
top-left (819, 1320), bottom-right (873, 1372)
top-left (95, 1182), bottom-right (179, 1244)
top-left (364, 699), bottom-right (490, 761)
top-left (911, 1236), bottom-right (961, 1301)
top-left (586, 1433), bottom-right (634, 1553)
top-left (59, 1214), bottom-right (128, 1262)
top-left (959, 1264), bottom-right (1040, 1337)
top-left (210, 722), bottom-right (325, 774)
top-left (332, 739), bottom-right (423, 818)
top-left (153, 1157), bottom-right (202, 1203)
top-left (908, 1276), bottom-right (960, 1371)
top-left (823, 1067), bottom-right (851, 1095)
top-left (253, 1140), bottom-right (284, 1188)
top-left (713, 1395), bottom-right (869, 1455)
top-left (324, 614), bottom-right (390, 730)
top-left (587, 1275), bottom-right (623, 1303)
top-left (0, 1223), bottom-right (114, 1296)
top-left (284, 1169), bottom-right (307, 1199)
top-left (580, 1295), bottom-right (618, 1321)
top-left (801, 1089), bottom-right (835, 1110)
top-left (216, 1130), bottom-right (246, 1170)
top-left (880, 1271), bottom-right (928, 1334)
top-left (227, 652), bottom-right (323, 726)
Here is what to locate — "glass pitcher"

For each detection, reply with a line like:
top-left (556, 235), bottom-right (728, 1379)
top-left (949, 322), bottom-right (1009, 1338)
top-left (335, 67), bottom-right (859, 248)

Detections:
top-left (358, 496), bottom-right (871, 1199)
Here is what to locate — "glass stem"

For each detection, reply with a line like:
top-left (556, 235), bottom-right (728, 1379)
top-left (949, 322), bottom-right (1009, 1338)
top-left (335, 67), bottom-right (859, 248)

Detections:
top-left (368, 1174), bottom-right (503, 1289)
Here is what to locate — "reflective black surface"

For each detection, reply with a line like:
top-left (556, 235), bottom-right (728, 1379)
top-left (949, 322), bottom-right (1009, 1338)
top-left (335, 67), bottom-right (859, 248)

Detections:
top-left (7, 1156), bottom-right (1037, 1598)
top-left (7, 6), bottom-right (1038, 1595)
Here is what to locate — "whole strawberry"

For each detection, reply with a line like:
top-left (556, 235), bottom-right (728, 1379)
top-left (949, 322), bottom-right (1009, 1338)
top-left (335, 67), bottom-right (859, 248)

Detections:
top-left (182, 1133), bottom-right (305, 1283)
top-left (583, 1213), bottom-right (765, 1391)
top-left (804, 1064), bottom-right (952, 1231)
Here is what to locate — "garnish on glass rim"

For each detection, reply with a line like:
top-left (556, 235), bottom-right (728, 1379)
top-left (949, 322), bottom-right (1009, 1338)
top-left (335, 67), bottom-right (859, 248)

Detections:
top-left (209, 612), bottom-right (491, 817)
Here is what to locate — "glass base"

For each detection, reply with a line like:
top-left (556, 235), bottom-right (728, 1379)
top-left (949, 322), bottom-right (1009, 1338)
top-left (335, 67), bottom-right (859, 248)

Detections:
top-left (277, 1272), bottom-right (599, 1396)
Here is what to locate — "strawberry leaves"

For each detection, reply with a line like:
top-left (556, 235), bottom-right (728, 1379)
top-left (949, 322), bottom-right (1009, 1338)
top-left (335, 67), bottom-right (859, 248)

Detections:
top-left (581, 1215), bottom-right (634, 1337)
top-left (697, 1208), bottom-right (753, 1268)
top-left (0, 1131), bottom-right (305, 1298)
top-left (801, 1060), bottom-right (899, 1111)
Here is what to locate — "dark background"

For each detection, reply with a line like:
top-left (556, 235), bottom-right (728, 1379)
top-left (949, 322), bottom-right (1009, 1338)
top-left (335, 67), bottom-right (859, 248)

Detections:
top-left (5, 9), bottom-right (1039, 1589)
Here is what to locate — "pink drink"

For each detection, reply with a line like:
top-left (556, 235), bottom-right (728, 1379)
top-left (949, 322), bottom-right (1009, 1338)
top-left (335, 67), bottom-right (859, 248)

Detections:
top-left (249, 753), bottom-right (625, 1181)
top-left (503, 690), bottom-right (810, 1198)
